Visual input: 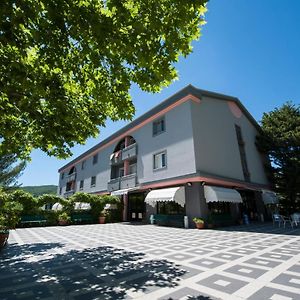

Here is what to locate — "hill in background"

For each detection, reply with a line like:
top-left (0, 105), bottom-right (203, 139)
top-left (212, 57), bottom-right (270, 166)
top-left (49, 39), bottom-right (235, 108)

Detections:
top-left (20, 185), bottom-right (58, 196)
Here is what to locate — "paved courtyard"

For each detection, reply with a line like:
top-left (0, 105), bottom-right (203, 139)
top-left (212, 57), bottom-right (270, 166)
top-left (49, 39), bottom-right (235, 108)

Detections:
top-left (0, 223), bottom-right (300, 300)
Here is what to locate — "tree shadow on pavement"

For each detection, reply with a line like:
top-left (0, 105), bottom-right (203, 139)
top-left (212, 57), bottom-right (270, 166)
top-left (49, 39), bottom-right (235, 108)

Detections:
top-left (0, 242), bottom-right (189, 300)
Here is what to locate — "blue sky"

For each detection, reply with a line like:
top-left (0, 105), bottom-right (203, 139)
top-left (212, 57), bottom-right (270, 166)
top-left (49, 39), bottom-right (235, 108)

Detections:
top-left (19, 0), bottom-right (300, 186)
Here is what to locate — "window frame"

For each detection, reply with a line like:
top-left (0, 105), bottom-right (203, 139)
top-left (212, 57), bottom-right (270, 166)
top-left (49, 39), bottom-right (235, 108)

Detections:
top-left (93, 153), bottom-right (98, 165)
top-left (81, 160), bottom-right (86, 170)
top-left (90, 176), bottom-right (96, 187)
top-left (79, 180), bottom-right (84, 190)
top-left (153, 150), bottom-right (167, 171)
top-left (152, 116), bottom-right (166, 137)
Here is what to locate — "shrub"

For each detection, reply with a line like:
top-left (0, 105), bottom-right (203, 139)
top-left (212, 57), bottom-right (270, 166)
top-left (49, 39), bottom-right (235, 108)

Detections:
top-left (10, 190), bottom-right (37, 215)
top-left (58, 212), bottom-right (71, 222)
top-left (37, 194), bottom-right (63, 209)
top-left (0, 190), bottom-right (23, 231)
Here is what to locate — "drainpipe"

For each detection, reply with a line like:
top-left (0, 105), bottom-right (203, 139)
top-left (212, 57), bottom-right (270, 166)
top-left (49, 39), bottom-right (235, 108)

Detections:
top-left (122, 136), bottom-right (131, 221)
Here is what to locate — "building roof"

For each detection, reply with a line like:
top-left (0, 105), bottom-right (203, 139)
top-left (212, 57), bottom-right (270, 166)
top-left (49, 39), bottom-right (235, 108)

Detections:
top-left (58, 85), bottom-right (261, 172)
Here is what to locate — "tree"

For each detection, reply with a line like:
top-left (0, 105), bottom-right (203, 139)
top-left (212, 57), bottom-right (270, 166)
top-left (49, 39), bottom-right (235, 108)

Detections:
top-left (258, 102), bottom-right (300, 213)
top-left (0, 152), bottom-right (26, 188)
top-left (0, 0), bottom-right (207, 159)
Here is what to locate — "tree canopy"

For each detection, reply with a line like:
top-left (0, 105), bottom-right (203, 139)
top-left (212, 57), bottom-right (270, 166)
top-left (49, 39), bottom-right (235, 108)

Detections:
top-left (258, 102), bottom-right (300, 212)
top-left (0, 0), bottom-right (207, 159)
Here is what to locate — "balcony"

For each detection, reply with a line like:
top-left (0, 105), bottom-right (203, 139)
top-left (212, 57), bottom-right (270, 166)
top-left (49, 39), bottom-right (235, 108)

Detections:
top-left (120, 173), bottom-right (137, 189)
top-left (107, 178), bottom-right (120, 192)
top-left (110, 143), bottom-right (137, 165)
top-left (110, 153), bottom-right (122, 165)
top-left (122, 143), bottom-right (137, 161)
top-left (66, 173), bottom-right (76, 182)
top-left (64, 190), bottom-right (75, 197)
top-left (107, 173), bottom-right (137, 192)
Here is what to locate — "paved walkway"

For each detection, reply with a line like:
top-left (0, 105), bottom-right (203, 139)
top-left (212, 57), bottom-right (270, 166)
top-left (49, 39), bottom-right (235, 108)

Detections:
top-left (0, 223), bottom-right (300, 300)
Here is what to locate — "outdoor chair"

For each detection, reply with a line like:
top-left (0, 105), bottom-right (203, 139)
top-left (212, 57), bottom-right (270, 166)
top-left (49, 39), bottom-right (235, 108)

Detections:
top-left (291, 213), bottom-right (300, 227)
top-left (272, 214), bottom-right (294, 228)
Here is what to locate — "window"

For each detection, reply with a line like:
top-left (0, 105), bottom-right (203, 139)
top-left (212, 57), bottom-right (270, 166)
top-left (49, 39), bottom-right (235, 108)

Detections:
top-left (66, 181), bottom-right (73, 191)
top-left (93, 153), bottom-right (98, 165)
top-left (61, 172), bottom-right (64, 180)
top-left (119, 168), bottom-right (124, 177)
top-left (153, 151), bottom-right (167, 170)
top-left (235, 124), bottom-right (250, 182)
top-left (157, 202), bottom-right (185, 215)
top-left (59, 187), bottom-right (62, 195)
top-left (208, 202), bottom-right (231, 214)
top-left (91, 176), bottom-right (96, 187)
top-left (80, 180), bottom-right (84, 190)
top-left (153, 117), bottom-right (165, 136)
top-left (81, 160), bottom-right (85, 170)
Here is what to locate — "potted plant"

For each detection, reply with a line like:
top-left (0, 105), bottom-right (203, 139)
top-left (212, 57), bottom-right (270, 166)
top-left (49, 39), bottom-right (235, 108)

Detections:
top-left (58, 212), bottom-right (71, 226)
top-left (99, 210), bottom-right (107, 224)
top-left (207, 214), bottom-right (214, 229)
top-left (193, 217), bottom-right (205, 229)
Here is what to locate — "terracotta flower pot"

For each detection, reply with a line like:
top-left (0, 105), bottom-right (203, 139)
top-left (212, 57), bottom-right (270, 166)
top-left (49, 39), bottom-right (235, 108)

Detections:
top-left (58, 220), bottom-right (69, 226)
top-left (0, 232), bottom-right (9, 248)
top-left (99, 216), bottom-right (106, 224)
top-left (195, 222), bottom-right (204, 229)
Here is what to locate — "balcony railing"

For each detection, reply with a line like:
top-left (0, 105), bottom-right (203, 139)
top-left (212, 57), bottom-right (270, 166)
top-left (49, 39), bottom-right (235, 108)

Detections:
top-left (66, 173), bottom-right (76, 182)
top-left (122, 143), bottom-right (137, 161)
top-left (107, 178), bottom-right (120, 192)
top-left (64, 190), bottom-right (75, 197)
top-left (110, 143), bottom-right (137, 165)
top-left (107, 173), bottom-right (137, 192)
top-left (110, 153), bottom-right (122, 165)
top-left (120, 173), bottom-right (137, 189)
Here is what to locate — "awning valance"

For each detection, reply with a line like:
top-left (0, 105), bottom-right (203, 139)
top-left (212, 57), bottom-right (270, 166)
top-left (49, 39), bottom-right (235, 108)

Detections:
top-left (204, 186), bottom-right (243, 203)
top-left (262, 190), bottom-right (278, 204)
top-left (74, 202), bottom-right (91, 210)
top-left (111, 188), bottom-right (137, 196)
top-left (104, 203), bottom-right (118, 210)
top-left (145, 187), bottom-right (185, 207)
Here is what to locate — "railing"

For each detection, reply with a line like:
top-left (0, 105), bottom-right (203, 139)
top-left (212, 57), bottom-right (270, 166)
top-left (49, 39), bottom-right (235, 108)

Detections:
top-left (66, 173), bottom-right (76, 182)
top-left (120, 173), bottom-right (137, 189)
top-left (107, 178), bottom-right (120, 192)
top-left (107, 173), bottom-right (137, 192)
top-left (64, 190), bottom-right (75, 197)
top-left (122, 143), bottom-right (137, 161)
top-left (110, 153), bottom-right (122, 165)
top-left (110, 143), bottom-right (137, 165)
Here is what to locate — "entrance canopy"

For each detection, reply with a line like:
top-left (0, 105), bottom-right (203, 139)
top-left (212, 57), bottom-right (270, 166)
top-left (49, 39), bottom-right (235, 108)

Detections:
top-left (262, 190), bottom-right (278, 204)
top-left (111, 188), bottom-right (137, 196)
top-left (145, 186), bottom-right (185, 207)
top-left (204, 186), bottom-right (243, 203)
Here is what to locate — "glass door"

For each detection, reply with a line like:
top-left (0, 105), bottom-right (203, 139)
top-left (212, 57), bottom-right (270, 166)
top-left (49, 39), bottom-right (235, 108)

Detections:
top-left (128, 193), bottom-right (145, 221)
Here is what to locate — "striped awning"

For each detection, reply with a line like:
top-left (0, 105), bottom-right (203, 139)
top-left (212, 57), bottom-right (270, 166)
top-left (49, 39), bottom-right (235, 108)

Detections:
top-left (74, 202), bottom-right (91, 210)
top-left (262, 190), bottom-right (278, 204)
top-left (52, 202), bottom-right (63, 211)
top-left (145, 187), bottom-right (185, 207)
top-left (204, 186), bottom-right (243, 203)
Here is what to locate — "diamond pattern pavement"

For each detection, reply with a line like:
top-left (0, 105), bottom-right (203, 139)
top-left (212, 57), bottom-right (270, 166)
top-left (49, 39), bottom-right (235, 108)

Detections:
top-left (0, 223), bottom-right (300, 299)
